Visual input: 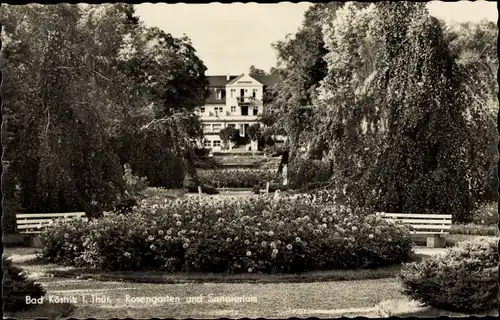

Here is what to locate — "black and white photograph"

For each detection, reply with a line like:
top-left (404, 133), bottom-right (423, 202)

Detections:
top-left (1, 1), bottom-right (499, 318)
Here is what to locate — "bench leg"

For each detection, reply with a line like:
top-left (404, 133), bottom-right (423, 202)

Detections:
top-left (426, 235), bottom-right (446, 248)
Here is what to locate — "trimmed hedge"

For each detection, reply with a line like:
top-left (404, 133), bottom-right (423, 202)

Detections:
top-left (450, 223), bottom-right (499, 236)
top-left (198, 169), bottom-right (276, 188)
top-left (3, 257), bottom-right (46, 312)
top-left (399, 238), bottom-right (498, 313)
top-left (40, 196), bottom-right (413, 273)
top-left (289, 158), bottom-right (331, 189)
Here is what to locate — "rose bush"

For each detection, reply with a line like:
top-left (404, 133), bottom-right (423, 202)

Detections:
top-left (399, 238), bottom-right (498, 313)
top-left (39, 217), bottom-right (92, 267)
top-left (198, 169), bottom-right (276, 188)
top-left (40, 196), bottom-right (413, 273)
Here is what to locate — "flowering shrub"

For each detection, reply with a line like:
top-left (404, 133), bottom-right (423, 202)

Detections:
top-left (399, 238), bottom-right (498, 313)
top-left (39, 217), bottom-right (92, 267)
top-left (198, 169), bottom-right (276, 188)
top-left (40, 196), bottom-right (413, 273)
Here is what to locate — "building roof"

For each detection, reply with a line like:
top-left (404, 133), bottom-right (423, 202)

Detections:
top-left (251, 74), bottom-right (280, 87)
top-left (206, 74), bottom-right (280, 87)
top-left (207, 75), bottom-right (240, 87)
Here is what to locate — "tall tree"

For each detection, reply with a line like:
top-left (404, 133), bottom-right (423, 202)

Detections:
top-left (1, 4), bottom-right (125, 213)
top-left (1, 3), bottom-right (210, 217)
top-left (269, 2), bottom-right (348, 159)
top-left (115, 23), bottom-right (208, 187)
top-left (314, 2), bottom-right (495, 222)
top-left (249, 65), bottom-right (268, 77)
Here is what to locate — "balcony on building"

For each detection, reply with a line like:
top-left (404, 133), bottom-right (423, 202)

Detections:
top-left (236, 96), bottom-right (257, 105)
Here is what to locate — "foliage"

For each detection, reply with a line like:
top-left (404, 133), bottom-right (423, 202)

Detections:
top-left (39, 217), bottom-right (92, 266)
top-left (1, 4), bottom-right (126, 214)
top-left (399, 238), bottom-right (498, 313)
top-left (2, 257), bottom-right (46, 312)
top-left (40, 196), bottom-right (414, 273)
top-left (450, 224), bottom-right (499, 236)
top-left (122, 164), bottom-right (149, 199)
top-left (2, 163), bottom-right (22, 233)
top-left (192, 154), bottom-right (222, 169)
top-left (288, 158), bottom-right (331, 189)
top-left (269, 3), bottom-right (368, 159)
top-left (257, 112), bottom-right (278, 127)
top-left (198, 169), bottom-right (276, 188)
top-left (1, 4), bottom-right (208, 212)
top-left (246, 123), bottom-right (261, 142)
top-left (249, 65), bottom-right (268, 77)
top-left (471, 202), bottom-right (498, 226)
top-left (289, 3), bottom-right (497, 223)
top-left (219, 127), bottom-right (239, 145)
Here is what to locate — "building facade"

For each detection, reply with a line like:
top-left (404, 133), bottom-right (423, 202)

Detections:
top-left (197, 73), bottom-right (278, 152)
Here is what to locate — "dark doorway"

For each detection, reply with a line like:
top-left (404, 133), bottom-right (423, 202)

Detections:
top-left (241, 106), bottom-right (248, 116)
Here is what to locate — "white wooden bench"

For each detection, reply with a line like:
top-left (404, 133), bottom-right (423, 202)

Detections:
top-left (380, 213), bottom-right (452, 248)
top-left (16, 212), bottom-right (87, 247)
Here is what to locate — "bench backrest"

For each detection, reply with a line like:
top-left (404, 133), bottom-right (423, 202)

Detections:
top-left (380, 213), bottom-right (452, 234)
top-left (16, 212), bottom-right (87, 234)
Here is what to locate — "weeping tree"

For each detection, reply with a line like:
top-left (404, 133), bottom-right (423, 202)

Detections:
top-left (312, 2), bottom-right (496, 223)
top-left (1, 5), bottom-right (125, 214)
top-left (1, 3), bottom-right (209, 221)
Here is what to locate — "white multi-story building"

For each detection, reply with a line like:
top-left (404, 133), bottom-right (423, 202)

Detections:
top-left (197, 73), bottom-right (279, 152)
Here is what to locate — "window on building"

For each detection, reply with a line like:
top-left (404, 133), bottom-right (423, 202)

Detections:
top-left (253, 106), bottom-right (258, 116)
top-left (230, 89), bottom-right (235, 98)
top-left (203, 140), bottom-right (211, 148)
top-left (212, 124), bottom-right (222, 132)
top-left (202, 124), bottom-right (211, 133)
top-left (213, 140), bottom-right (221, 147)
top-left (200, 107), bottom-right (205, 113)
top-left (252, 89), bottom-right (257, 98)
top-left (231, 106), bottom-right (236, 113)
top-left (218, 107), bottom-right (223, 113)
top-left (216, 89), bottom-right (222, 99)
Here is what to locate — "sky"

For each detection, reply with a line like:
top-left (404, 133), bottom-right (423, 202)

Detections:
top-left (135, 1), bottom-right (497, 75)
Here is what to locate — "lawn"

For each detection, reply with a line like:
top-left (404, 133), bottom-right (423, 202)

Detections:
top-left (10, 273), bottom-right (406, 318)
top-left (5, 233), bottom-right (496, 319)
top-left (3, 247), bottom-right (423, 283)
top-left (4, 247), bottom-right (407, 318)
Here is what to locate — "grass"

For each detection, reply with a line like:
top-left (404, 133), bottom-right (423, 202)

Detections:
top-left (4, 247), bottom-right (482, 318)
top-left (44, 261), bottom-right (416, 284)
top-left (373, 298), bottom-right (498, 317)
top-left (5, 247), bottom-right (424, 284)
top-left (29, 276), bottom-right (406, 318)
